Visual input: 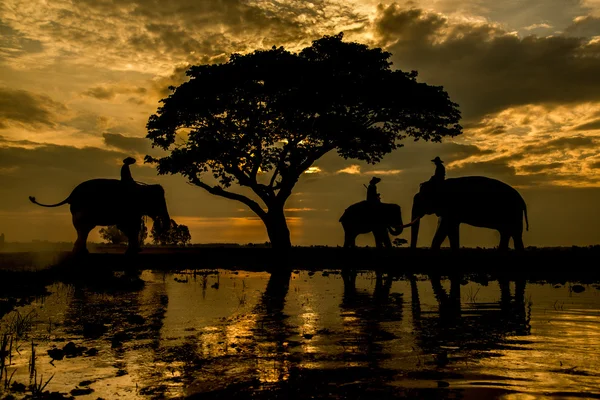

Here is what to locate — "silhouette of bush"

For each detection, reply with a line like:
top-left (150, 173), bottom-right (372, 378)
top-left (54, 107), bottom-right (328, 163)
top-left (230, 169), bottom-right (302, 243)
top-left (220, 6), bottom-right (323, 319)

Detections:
top-left (151, 219), bottom-right (191, 246)
top-left (99, 221), bottom-right (147, 245)
top-left (146, 32), bottom-right (462, 249)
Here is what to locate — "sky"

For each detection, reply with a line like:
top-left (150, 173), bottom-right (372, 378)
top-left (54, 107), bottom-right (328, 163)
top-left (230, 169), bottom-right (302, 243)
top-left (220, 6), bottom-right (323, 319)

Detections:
top-left (1, 0), bottom-right (599, 248)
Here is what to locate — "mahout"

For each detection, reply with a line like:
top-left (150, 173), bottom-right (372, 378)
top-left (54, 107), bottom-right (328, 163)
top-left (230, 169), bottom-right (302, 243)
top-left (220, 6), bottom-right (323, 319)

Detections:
top-left (410, 176), bottom-right (529, 250)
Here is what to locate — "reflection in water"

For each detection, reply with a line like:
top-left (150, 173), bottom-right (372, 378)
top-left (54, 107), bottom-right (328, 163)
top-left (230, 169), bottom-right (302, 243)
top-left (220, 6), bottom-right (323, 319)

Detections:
top-left (0, 269), bottom-right (599, 399)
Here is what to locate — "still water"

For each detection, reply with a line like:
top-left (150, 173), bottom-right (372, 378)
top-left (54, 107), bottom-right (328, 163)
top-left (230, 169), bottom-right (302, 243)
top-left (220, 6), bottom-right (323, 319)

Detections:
top-left (1, 269), bottom-right (599, 399)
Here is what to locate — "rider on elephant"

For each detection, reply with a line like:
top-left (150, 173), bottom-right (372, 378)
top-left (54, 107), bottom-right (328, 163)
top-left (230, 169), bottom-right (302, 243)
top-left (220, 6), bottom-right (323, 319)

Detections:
top-left (430, 156), bottom-right (445, 183)
top-left (366, 177), bottom-right (381, 203)
top-left (420, 156), bottom-right (446, 194)
top-left (121, 157), bottom-right (137, 183)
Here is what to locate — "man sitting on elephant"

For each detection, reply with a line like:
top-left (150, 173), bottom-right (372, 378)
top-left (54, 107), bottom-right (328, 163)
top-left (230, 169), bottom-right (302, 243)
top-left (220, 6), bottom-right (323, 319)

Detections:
top-left (366, 177), bottom-right (381, 203)
top-left (429, 156), bottom-right (445, 183)
top-left (121, 157), bottom-right (137, 183)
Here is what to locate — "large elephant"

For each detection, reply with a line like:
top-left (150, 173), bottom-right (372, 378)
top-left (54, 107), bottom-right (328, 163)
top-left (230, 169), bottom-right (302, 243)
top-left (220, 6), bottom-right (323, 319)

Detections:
top-left (339, 201), bottom-right (416, 248)
top-left (410, 176), bottom-right (529, 250)
top-left (29, 179), bottom-right (170, 254)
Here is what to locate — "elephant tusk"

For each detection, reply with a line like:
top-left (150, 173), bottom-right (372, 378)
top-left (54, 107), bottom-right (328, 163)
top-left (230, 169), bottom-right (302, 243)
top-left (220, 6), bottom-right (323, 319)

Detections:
top-left (401, 217), bottom-right (421, 228)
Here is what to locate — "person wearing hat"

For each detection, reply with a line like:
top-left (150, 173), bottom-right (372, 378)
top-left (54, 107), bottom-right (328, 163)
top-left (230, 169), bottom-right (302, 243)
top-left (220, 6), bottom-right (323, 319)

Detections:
top-left (366, 177), bottom-right (381, 203)
top-left (121, 156), bottom-right (137, 183)
top-left (430, 156), bottom-right (445, 183)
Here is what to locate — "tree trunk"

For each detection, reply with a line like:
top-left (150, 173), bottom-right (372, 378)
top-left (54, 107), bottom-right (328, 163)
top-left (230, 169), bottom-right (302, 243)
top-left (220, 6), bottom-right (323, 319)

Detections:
top-left (264, 206), bottom-right (292, 249)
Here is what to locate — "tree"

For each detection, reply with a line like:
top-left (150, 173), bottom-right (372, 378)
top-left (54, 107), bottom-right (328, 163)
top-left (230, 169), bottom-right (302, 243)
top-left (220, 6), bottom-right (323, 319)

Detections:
top-left (99, 225), bottom-right (127, 245)
top-left (151, 219), bottom-right (192, 246)
top-left (146, 33), bottom-right (462, 249)
top-left (99, 220), bottom-right (147, 245)
top-left (392, 238), bottom-right (408, 247)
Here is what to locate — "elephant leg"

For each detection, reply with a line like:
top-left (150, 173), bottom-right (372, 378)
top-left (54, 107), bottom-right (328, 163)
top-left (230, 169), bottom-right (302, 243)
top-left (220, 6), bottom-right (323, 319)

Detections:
top-left (120, 221), bottom-right (141, 254)
top-left (343, 229), bottom-right (357, 248)
top-left (431, 218), bottom-right (449, 249)
top-left (498, 231), bottom-right (510, 251)
top-left (513, 234), bottom-right (525, 251)
top-left (373, 230), bottom-right (385, 248)
top-left (72, 213), bottom-right (92, 254)
top-left (448, 222), bottom-right (460, 250)
top-left (374, 229), bottom-right (392, 248)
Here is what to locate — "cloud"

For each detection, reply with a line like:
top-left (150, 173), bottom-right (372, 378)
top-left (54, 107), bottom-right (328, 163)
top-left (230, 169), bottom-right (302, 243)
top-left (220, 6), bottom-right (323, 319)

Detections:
top-left (337, 165), bottom-right (361, 174)
top-left (574, 119), bottom-right (600, 131)
top-left (0, 87), bottom-right (66, 129)
top-left (83, 86), bottom-right (116, 100)
top-left (364, 169), bottom-right (402, 175)
top-left (521, 135), bottom-right (597, 155)
top-left (303, 166), bottom-right (322, 174)
top-left (564, 16), bottom-right (600, 37)
top-left (0, 20), bottom-right (44, 60)
top-left (524, 23), bottom-right (552, 30)
top-left (374, 5), bottom-right (600, 121)
top-left (102, 133), bottom-right (152, 154)
top-left (520, 162), bottom-right (563, 173)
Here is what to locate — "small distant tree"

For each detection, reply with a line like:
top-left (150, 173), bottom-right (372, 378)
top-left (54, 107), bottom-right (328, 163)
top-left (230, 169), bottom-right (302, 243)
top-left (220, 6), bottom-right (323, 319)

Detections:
top-left (151, 219), bottom-right (192, 246)
top-left (99, 225), bottom-right (127, 245)
top-left (99, 220), bottom-right (148, 245)
top-left (392, 238), bottom-right (408, 247)
top-left (146, 33), bottom-right (462, 249)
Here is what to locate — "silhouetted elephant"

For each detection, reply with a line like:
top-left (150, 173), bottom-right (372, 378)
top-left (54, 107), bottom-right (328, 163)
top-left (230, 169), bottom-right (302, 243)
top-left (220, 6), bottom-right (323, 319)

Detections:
top-left (339, 201), bottom-right (416, 248)
top-left (410, 176), bottom-right (529, 250)
top-left (29, 179), bottom-right (170, 254)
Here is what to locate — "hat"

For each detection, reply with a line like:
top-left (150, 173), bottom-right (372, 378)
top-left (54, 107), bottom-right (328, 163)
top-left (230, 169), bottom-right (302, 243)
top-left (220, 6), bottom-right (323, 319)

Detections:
top-left (431, 156), bottom-right (443, 163)
top-left (369, 177), bottom-right (381, 184)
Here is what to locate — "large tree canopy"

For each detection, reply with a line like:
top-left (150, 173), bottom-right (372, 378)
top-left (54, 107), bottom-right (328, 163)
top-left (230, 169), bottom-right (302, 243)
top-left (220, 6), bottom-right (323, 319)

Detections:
top-left (146, 33), bottom-right (462, 248)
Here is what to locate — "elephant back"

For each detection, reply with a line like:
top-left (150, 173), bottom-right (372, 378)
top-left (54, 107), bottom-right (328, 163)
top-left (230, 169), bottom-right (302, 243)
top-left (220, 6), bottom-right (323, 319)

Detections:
top-left (69, 179), bottom-right (142, 213)
top-left (442, 176), bottom-right (527, 221)
top-left (339, 200), bottom-right (397, 223)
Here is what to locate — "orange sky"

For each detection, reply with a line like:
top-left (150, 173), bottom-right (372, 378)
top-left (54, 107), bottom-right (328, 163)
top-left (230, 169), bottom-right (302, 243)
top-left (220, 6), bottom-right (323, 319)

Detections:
top-left (1, 0), bottom-right (599, 247)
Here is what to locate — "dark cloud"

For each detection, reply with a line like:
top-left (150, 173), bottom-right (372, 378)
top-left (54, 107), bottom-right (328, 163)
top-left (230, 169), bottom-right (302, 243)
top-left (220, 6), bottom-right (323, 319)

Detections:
top-left (521, 162), bottom-right (563, 173)
top-left (574, 119), bottom-right (600, 131)
top-left (103, 133), bottom-right (152, 153)
top-left (522, 136), bottom-right (596, 154)
top-left (374, 5), bottom-right (600, 121)
top-left (0, 20), bottom-right (44, 60)
top-left (590, 161), bottom-right (600, 169)
top-left (83, 86), bottom-right (116, 100)
top-left (0, 88), bottom-right (65, 129)
top-left (564, 16), bottom-right (600, 38)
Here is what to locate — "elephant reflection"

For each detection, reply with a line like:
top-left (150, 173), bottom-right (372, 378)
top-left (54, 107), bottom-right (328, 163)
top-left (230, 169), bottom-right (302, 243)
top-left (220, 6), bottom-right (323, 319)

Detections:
top-left (410, 177), bottom-right (529, 250)
top-left (30, 179), bottom-right (170, 254)
top-left (339, 201), bottom-right (417, 248)
top-left (409, 274), bottom-right (530, 363)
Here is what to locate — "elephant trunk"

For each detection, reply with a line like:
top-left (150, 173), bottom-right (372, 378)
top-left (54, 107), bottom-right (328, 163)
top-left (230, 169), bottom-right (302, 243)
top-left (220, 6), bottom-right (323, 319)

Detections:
top-left (388, 225), bottom-right (403, 236)
top-left (410, 203), bottom-right (422, 249)
top-left (410, 219), bottom-right (420, 249)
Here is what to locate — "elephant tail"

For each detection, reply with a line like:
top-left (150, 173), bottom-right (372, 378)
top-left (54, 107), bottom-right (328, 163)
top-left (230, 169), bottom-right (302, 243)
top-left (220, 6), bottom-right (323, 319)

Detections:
top-left (28, 195), bottom-right (70, 207)
top-left (523, 203), bottom-right (529, 231)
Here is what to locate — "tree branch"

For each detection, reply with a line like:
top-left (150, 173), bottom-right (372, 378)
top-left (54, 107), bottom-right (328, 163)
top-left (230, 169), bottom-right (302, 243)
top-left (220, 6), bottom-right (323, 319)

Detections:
top-left (189, 175), bottom-right (267, 219)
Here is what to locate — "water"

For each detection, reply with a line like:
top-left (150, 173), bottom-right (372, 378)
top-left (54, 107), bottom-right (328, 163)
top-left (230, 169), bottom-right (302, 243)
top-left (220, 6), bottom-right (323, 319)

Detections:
top-left (1, 269), bottom-right (599, 399)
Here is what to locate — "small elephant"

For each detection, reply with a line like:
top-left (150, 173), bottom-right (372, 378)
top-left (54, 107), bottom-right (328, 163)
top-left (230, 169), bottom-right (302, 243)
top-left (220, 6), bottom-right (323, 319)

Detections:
top-left (410, 176), bottom-right (529, 250)
top-left (30, 179), bottom-right (170, 254)
top-left (339, 201), bottom-right (417, 248)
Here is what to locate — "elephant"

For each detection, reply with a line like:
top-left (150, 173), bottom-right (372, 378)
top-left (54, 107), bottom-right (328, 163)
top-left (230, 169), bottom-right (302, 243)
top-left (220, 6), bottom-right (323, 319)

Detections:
top-left (29, 179), bottom-right (170, 254)
top-left (339, 201), bottom-right (417, 248)
top-left (410, 176), bottom-right (529, 251)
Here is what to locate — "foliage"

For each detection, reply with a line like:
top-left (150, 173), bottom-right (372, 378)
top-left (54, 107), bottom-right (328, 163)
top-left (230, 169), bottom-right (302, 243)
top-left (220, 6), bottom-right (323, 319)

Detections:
top-left (151, 219), bottom-right (192, 246)
top-left (99, 226), bottom-right (127, 245)
top-left (393, 238), bottom-right (408, 247)
top-left (99, 220), bottom-right (147, 245)
top-left (146, 32), bottom-right (462, 248)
